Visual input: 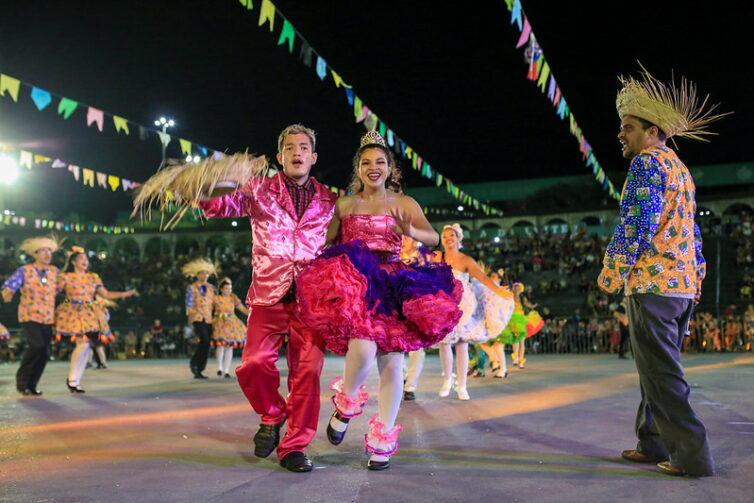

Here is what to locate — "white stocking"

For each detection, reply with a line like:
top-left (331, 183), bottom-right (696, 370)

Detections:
top-left (439, 343), bottom-right (453, 385)
top-left (223, 346), bottom-right (234, 374)
top-left (494, 342), bottom-right (507, 372)
top-left (68, 339), bottom-right (91, 386)
top-left (376, 352), bottom-right (404, 430)
top-left (342, 338), bottom-right (377, 397)
top-left (216, 345), bottom-right (226, 371)
top-left (455, 342), bottom-right (469, 391)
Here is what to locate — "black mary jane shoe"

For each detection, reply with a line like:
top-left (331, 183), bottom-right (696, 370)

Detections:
top-left (326, 411), bottom-right (350, 445)
top-left (253, 418), bottom-right (286, 458)
top-left (367, 458), bottom-right (390, 471)
top-left (217, 370), bottom-right (222, 376)
top-left (65, 380), bottom-right (85, 393)
top-left (280, 451), bottom-right (313, 473)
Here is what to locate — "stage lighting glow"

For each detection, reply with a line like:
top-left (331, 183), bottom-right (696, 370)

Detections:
top-left (186, 155), bottom-right (193, 162)
top-left (193, 156), bottom-right (200, 163)
top-left (231, 221), bottom-right (238, 227)
top-left (494, 236), bottom-right (501, 243)
top-left (457, 205), bottom-right (464, 211)
top-left (0, 155), bottom-right (19, 184)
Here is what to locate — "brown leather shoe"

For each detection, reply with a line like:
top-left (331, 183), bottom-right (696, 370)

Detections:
top-left (657, 461), bottom-right (686, 476)
top-left (621, 449), bottom-right (665, 463)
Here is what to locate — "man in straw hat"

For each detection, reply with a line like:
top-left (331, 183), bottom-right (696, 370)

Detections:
top-left (182, 258), bottom-right (218, 379)
top-left (598, 64), bottom-right (730, 477)
top-left (199, 124), bottom-right (337, 472)
top-left (2, 236), bottom-right (61, 396)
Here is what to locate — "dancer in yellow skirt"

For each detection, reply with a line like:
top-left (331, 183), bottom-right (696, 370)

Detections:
top-left (213, 277), bottom-right (248, 378)
top-left (57, 247), bottom-right (135, 392)
top-left (496, 282), bottom-right (542, 369)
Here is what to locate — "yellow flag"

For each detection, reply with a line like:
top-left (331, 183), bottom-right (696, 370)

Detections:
top-left (113, 116), bottom-right (130, 135)
top-left (108, 175), bottom-right (120, 191)
top-left (258, 0), bottom-right (275, 31)
top-left (179, 139), bottom-right (192, 156)
top-left (0, 74), bottom-right (21, 102)
top-left (83, 168), bottom-right (95, 187)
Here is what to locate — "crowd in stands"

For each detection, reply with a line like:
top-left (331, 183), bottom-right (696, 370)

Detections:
top-left (3, 210), bottom-right (754, 363)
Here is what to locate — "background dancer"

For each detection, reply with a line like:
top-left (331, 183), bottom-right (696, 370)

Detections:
top-left (57, 247), bottom-right (135, 393)
top-left (598, 64), bottom-right (728, 477)
top-left (400, 236), bottom-right (426, 401)
top-left (91, 296), bottom-right (118, 369)
top-left (182, 258), bottom-right (217, 380)
top-left (435, 224), bottom-right (513, 400)
top-left (1, 236), bottom-right (61, 396)
top-left (296, 131), bottom-right (461, 470)
top-left (213, 277), bottom-right (248, 378)
top-left (480, 269), bottom-right (513, 378)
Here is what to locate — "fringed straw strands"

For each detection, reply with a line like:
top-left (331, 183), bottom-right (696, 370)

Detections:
top-left (616, 63), bottom-right (733, 144)
top-left (131, 152), bottom-right (268, 230)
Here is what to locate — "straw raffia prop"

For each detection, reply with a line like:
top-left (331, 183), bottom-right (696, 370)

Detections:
top-left (181, 258), bottom-right (219, 278)
top-left (132, 152), bottom-right (268, 230)
top-left (617, 62), bottom-right (732, 144)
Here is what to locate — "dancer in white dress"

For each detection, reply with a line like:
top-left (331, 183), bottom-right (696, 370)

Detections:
top-left (435, 224), bottom-right (514, 400)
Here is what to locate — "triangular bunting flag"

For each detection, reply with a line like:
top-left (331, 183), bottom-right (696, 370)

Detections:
top-left (30, 87), bottom-right (52, 110)
top-left (197, 145), bottom-right (208, 156)
top-left (510, 0), bottom-right (522, 30)
top-left (83, 168), bottom-right (95, 187)
top-left (238, 0), bottom-right (253, 9)
top-left (331, 70), bottom-right (350, 89)
top-left (34, 154), bottom-right (51, 164)
top-left (57, 98), bottom-right (78, 119)
top-left (68, 165), bottom-right (80, 181)
top-left (515, 16), bottom-right (531, 48)
top-left (158, 132), bottom-right (171, 148)
top-left (278, 19), bottom-right (295, 53)
top-left (113, 116), bottom-right (130, 134)
top-left (299, 42), bottom-right (313, 67)
top-left (19, 151), bottom-right (33, 169)
top-left (86, 107), bottom-right (104, 131)
top-left (179, 139), bottom-right (192, 156)
top-left (96, 172), bottom-right (108, 189)
top-left (316, 56), bottom-right (327, 80)
top-left (387, 129), bottom-right (395, 147)
top-left (52, 159), bottom-right (67, 168)
top-left (0, 74), bottom-right (21, 102)
top-left (547, 75), bottom-right (556, 101)
top-left (122, 179), bottom-right (136, 191)
top-left (108, 175), bottom-right (120, 191)
top-left (258, 0), bottom-right (275, 31)
top-left (537, 61), bottom-right (550, 91)
top-left (344, 87), bottom-right (354, 105)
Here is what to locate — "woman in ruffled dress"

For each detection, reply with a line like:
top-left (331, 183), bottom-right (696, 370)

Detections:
top-left (435, 224), bottom-right (514, 399)
top-left (296, 131), bottom-right (462, 470)
top-left (57, 247), bottom-right (135, 392)
top-left (497, 282), bottom-right (543, 369)
top-left (212, 277), bottom-right (249, 378)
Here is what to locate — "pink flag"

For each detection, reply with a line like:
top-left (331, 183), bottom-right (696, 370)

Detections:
top-left (515, 17), bottom-right (531, 48)
top-left (87, 107), bottom-right (104, 132)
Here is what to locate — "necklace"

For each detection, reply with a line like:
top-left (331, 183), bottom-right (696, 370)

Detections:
top-left (34, 267), bottom-right (48, 285)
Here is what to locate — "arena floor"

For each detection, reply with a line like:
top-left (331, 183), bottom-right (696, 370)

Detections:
top-left (1, 352), bottom-right (752, 502)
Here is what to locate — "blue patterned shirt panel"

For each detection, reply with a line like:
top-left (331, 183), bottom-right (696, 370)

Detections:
top-left (2, 267), bottom-right (26, 292)
top-left (605, 154), bottom-right (667, 267)
top-left (185, 287), bottom-right (194, 310)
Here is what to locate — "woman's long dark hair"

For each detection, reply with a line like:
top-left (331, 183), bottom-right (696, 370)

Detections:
top-left (63, 251), bottom-right (85, 273)
top-left (347, 144), bottom-right (402, 195)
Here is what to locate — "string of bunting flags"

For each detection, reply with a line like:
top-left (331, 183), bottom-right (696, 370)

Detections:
top-left (0, 143), bottom-right (142, 194)
top-left (504, 0), bottom-right (620, 201)
top-left (1, 210), bottom-right (135, 234)
top-left (233, 0), bottom-right (504, 216)
top-left (0, 71), bottom-right (353, 198)
top-left (0, 69), bottom-right (223, 168)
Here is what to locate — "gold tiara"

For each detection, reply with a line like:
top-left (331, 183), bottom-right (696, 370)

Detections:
top-left (360, 130), bottom-right (386, 148)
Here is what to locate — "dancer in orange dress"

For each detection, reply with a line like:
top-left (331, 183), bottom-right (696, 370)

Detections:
top-left (57, 247), bottom-right (135, 393)
top-left (213, 277), bottom-right (249, 378)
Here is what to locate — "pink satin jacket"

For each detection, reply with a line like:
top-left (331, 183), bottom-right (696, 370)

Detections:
top-left (200, 172), bottom-right (337, 306)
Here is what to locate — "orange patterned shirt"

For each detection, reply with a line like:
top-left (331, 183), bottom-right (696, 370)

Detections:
top-left (2, 264), bottom-right (59, 324)
top-left (55, 272), bottom-right (104, 337)
top-left (186, 282), bottom-right (215, 323)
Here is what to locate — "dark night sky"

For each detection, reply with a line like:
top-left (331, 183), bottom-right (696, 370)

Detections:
top-left (0, 1), bottom-right (750, 224)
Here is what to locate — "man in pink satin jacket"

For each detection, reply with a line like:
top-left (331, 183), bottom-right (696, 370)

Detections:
top-left (200, 124), bottom-right (337, 472)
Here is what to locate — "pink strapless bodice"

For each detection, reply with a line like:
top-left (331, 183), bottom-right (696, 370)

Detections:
top-left (341, 214), bottom-right (402, 259)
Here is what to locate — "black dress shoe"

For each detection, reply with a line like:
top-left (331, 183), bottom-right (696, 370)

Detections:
top-left (217, 370), bottom-right (222, 376)
top-left (280, 451), bottom-right (313, 472)
top-left (402, 391), bottom-right (415, 401)
top-left (18, 387), bottom-right (43, 396)
top-left (224, 373), bottom-right (231, 379)
top-left (253, 419), bottom-right (285, 458)
top-left (194, 373), bottom-right (208, 379)
top-left (367, 458), bottom-right (390, 471)
top-left (326, 411), bottom-right (350, 445)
